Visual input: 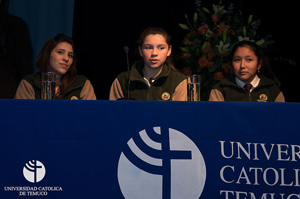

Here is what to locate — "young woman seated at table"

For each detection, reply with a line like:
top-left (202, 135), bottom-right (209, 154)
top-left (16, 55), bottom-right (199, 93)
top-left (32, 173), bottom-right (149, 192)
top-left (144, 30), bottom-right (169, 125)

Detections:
top-left (15, 34), bottom-right (96, 100)
top-left (109, 27), bottom-right (187, 101)
top-left (209, 41), bottom-right (285, 102)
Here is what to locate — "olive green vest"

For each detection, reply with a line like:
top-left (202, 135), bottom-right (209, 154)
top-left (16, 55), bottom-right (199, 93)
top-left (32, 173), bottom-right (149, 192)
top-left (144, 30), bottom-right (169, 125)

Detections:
top-left (213, 75), bottom-right (282, 102)
top-left (24, 73), bottom-right (88, 100)
top-left (116, 61), bottom-right (186, 101)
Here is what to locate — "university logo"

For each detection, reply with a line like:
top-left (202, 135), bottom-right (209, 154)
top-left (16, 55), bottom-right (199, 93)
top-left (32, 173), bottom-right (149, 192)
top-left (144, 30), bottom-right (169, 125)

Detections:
top-left (23, 160), bottom-right (46, 183)
top-left (117, 127), bottom-right (206, 199)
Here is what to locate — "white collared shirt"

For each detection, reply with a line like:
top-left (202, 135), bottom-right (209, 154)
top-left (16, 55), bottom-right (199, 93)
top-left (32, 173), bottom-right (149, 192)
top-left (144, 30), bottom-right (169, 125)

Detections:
top-left (235, 75), bottom-right (260, 92)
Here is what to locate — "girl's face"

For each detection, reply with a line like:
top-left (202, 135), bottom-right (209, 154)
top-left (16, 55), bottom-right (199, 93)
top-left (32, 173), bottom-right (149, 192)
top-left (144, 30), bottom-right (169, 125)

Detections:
top-left (232, 46), bottom-right (261, 84)
top-left (49, 42), bottom-right (74, 77)
top-left (139, 34), bottom-right (171, 69)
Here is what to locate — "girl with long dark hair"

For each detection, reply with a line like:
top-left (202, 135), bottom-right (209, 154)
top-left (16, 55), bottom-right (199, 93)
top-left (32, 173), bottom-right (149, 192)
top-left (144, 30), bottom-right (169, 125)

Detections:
top-left (15, 34), bottom-right (96, 100)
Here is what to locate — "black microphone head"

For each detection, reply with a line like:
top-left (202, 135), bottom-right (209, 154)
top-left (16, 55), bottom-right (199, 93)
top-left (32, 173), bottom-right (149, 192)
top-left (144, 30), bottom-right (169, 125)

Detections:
top-left (123, 46), bottom-right (129, 52)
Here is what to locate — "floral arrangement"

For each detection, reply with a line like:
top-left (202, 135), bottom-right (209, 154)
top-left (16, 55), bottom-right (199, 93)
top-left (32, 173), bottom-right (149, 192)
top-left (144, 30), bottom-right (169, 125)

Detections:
top-left (179, 0), bottom-right (273, 100)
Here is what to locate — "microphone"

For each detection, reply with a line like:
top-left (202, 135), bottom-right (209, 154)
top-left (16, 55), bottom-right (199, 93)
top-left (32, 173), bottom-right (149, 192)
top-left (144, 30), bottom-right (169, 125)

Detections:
top-left (123, 46), bottom-right (129, 52)
top-left (124, 46), bottom-right (130, 73)
top-left (119, 46), bottom-right (132, 100)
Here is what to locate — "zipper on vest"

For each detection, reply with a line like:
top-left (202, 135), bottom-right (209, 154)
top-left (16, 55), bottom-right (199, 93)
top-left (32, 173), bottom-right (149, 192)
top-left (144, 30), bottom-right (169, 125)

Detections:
top-left (143, 77), bottom-right (151, 87)
top-left (143, 77), bottom-right (155, 100)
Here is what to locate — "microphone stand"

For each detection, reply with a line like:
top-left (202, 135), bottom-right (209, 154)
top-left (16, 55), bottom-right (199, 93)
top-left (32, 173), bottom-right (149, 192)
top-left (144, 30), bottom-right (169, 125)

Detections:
top-left (123, 46), bottom-right (131, 100)
top-left (117, 46), bottom-right (134, 100)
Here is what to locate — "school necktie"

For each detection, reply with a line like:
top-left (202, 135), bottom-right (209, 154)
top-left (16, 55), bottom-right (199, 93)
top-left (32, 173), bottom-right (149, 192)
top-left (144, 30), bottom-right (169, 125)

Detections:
top-left (244, 84), bottom-right (252, 93)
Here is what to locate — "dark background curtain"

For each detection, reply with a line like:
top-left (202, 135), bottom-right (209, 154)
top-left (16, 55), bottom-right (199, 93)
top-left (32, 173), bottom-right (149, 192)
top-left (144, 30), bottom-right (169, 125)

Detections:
top-left (7, 0), bottom-right (74, 72)
top-left (6, 0), bottom-right (299, 101)
top-left (72, 0), bottom-right (299, 101)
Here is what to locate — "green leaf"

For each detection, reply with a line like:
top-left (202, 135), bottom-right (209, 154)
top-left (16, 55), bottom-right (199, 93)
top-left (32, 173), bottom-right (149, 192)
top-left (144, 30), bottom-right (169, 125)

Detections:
top-left (248, 15), bottom-right (253, 25)
top-left (263, 40), bottom-right (274, 46)
top-left (243, 26), bottom-right (247, 36)
top-left (179, 47), bottom-right (190, 52)
top-left (213, 4), bottom-right (217, 13)
top-left (202, 7), bottom-right (211, 14)
top-left (193, 13), bottom-right (198, 24)
top-left (256, 39), bottom-right (265, 46)
top-left (201, 42), bottom-right (207, 51)
top-left (179, 23), bottom-right (190, 30)
top-left (250, 21), bottom-right (256, 27)
top-left (195, 48), bottom-right (201, 57)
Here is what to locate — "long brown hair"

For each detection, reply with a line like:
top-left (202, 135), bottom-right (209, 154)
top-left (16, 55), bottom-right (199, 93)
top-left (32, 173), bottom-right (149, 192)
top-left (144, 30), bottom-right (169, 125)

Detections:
top-left (36, 34), bottom-right (77, 99)
top-left (137, 27), bottom-right (176, 70)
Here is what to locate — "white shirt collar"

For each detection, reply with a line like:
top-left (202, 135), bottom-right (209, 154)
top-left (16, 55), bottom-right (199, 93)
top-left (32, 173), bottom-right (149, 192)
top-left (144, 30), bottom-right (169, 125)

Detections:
top-left (235, 75), bottom-right (260, 92)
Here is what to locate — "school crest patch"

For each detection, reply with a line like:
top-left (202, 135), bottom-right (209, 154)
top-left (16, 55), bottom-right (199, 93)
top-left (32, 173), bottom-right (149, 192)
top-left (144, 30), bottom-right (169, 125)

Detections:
top-left (161, 92), bottom-right (170, 101)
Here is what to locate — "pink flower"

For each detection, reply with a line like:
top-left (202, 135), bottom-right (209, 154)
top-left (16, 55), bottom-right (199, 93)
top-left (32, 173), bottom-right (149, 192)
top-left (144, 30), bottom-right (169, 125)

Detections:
top-left (217, 25), bottom-right (230, 33)
top-left (181, 52), bottom-right (192, 59)
top-left (202, 42), bottom-right (212, 53)
top-left (207, 61), bottom-right (214, 68)
top-left (199, 57), bottom-right (209, 68)
top-left (197, 24), bottom-right (208, 35)
top-left (214, 71), bottom-right (225, 81)
top-left (183, 67), bottom-right (193, 75)
top-left (199, 57), bottom-right (214, 68)
top-left (212, 14), bottom-right (219, 23)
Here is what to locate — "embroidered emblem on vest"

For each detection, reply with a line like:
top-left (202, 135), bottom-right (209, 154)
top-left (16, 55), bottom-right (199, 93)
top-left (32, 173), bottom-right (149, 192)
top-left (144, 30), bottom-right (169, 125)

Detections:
top-left (71, 96), bottom-right (79, 100)
top-left (161, 92), bottom-right (170, 101)
top-left (258, 94), bottom-right (268, 102)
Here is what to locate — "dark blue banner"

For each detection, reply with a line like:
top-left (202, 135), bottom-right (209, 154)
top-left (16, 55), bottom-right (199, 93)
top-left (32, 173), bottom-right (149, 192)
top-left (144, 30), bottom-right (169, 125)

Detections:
top-left (0, 100), bottom-right (299, 198)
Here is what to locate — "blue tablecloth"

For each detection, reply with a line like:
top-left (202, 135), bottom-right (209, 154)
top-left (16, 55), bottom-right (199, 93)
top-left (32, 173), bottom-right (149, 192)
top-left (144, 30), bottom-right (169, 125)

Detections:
top-left (0, 100), bottom-right (299, 198)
